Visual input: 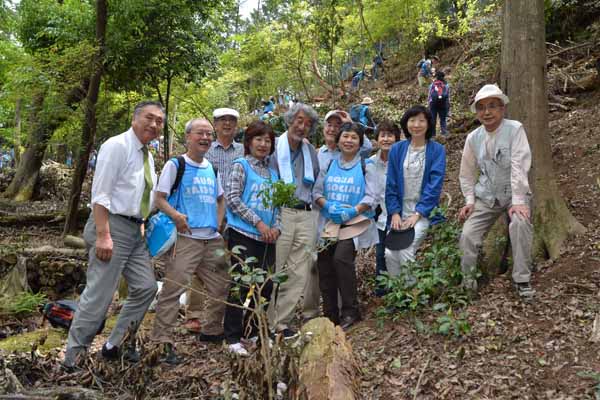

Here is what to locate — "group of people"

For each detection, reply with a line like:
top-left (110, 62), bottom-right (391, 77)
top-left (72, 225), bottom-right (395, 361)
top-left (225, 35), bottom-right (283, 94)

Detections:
top-left (62, 82), bottom-right (535, 370)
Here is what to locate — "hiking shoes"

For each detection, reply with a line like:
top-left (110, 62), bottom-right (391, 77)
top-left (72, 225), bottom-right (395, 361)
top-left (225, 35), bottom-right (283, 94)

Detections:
top-left (514, 282), bottom-right (536, 300)
top-left (228, 342), bottom-right (250, 357)
top-left (280, 328), bottom-right (299, 340)
top-left (161, 343), bottom-right (182, 365)
top-left (197, 333), bottom-right (225, 343)
top-left (183, 318), bottom-right (202, 334)
top-left (101, 343), bottom-right (140, 363)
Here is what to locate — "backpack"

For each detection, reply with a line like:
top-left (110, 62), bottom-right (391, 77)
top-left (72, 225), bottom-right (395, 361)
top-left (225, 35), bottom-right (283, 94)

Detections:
top-left (349, 104), bottom-right (369, 127)
top-left (429, 80), bottom-right (449, 107)
top-left (169, 155), bottom-right (218, 198)
top-left (42, 300), bottom-right (105, 334)
top-left (416, 59), bottom-right (425, 69)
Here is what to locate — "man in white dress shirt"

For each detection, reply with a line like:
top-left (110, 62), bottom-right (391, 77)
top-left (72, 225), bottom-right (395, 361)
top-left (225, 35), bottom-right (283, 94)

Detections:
top-left (63, 101), bottom-right (163, 369)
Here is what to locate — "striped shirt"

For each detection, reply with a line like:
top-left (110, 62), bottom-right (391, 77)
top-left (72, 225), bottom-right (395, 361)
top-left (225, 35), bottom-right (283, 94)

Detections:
top-left (225, 155), bottom-right (281, 241)
top-left (206, 139), bottom-right (244, 189)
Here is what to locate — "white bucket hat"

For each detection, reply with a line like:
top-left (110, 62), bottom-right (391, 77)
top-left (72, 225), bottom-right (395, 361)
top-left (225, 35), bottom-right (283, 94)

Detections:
top-left (470, 84), bottom-right (510, 113)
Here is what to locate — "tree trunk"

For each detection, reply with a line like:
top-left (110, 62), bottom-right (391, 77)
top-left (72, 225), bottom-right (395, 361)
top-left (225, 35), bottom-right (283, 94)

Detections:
top-left (63, 0), bottom-right (108, 236)
top-left (164, 74), bottom-right (172, 161)
top-left (500, 0), bottom-right (585, 259)
top-left (13, 98), bottom-right (21, 166)
top-left (298, 318), bottom-right (360, 400)
top-left (2, 95), bottom-right (50, 202)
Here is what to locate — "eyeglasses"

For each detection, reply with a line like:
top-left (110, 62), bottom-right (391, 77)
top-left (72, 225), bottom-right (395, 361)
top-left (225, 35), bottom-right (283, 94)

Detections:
top-left (475, 102), bottom-right (504, 113)
top-left (192, 131), bottom-right (213, 138)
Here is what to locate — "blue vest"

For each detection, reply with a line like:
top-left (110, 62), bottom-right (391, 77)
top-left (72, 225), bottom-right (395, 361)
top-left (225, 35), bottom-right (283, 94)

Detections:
top-left (226, 158), bottom-right (279, 237)
top-left (322, 159), bottom-right (374, 219)
top-left (171, 159), bottom-right (218, 230)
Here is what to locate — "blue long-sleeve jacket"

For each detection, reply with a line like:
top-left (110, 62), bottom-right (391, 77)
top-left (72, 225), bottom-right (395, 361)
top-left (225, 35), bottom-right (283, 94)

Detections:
top-left (385, 139), bottom-right (446, 225)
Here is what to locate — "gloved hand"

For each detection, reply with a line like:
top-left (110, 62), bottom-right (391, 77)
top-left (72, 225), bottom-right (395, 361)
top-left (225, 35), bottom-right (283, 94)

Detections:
top-left (323, 200), bottom-right (340, 216)
top-left (338, 205), bottom-right (358, 223)
top-left (328, 203), bottom-right (344, 224)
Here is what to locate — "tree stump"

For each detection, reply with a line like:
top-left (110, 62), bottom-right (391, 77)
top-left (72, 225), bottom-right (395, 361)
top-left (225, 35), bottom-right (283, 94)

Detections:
top-left (298, 318), bottom-right (360, 400)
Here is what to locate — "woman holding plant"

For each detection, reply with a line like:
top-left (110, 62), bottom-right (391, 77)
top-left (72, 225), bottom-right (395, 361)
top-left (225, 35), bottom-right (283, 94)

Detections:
top-left (384, 105), bottom-right (446, 277)
top-left (313, 122), bottom-right (379, 330)
top-left (223, 121), bottom-right (280, 356)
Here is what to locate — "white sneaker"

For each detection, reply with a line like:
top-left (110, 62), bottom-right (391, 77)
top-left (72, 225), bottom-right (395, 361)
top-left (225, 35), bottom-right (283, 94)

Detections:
top-left (228, 342), bottom-right (249, 357)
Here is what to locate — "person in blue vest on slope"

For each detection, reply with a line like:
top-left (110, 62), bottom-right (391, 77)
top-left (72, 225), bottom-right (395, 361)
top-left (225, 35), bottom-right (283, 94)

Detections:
top-left (223, 120), bottom-right (281, 356)
top-left (313, 122), bottom-right (379, 330)
top-left (149, 118), bottom-right (229, 364)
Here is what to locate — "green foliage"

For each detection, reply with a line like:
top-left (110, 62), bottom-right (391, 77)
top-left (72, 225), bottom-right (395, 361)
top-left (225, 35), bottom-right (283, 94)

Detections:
top-left (376, 207), bottom-right (471, 337)
top-left (0, 291), bottom-right (46, 317)
top-left (258, 179), bottom-right (298, 210)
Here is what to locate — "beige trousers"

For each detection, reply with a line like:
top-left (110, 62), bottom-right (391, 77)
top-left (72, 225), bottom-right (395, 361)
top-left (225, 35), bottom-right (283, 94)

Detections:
top-left (267, 208), bottom-right (317, 331)
top-left (459, 200), bottom-right (533, 284)
top-left (150, 235), bottom-right (229, 342)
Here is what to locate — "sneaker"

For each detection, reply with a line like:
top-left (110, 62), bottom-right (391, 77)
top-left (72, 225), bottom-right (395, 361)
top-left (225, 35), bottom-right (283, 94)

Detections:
top-left (340, 315), bottom-right (361, 330)
top-left (161, 343), bottom-right (182, 365)
top-left (280, 328), bottom-right (299, 340)
top-left (183, 318), bottom-right (202, 334)
top-left (515, 282), bottom-right (535, 299)
top-left (462, 278), bottom-right (478, 292)
top-left (197, 333), bottom-right (225, 343)
top-left (228, 342), bottom-right (249, 357)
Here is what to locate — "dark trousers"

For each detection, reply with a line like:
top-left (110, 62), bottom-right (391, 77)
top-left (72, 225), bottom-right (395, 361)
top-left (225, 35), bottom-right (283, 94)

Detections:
top-left (223, 229), bottom-right (275, 344)
top-left (375, 229), bottom-right (387, 296)
top-left (317, 239), bottom-right (359, 324)
top-left (430, 104), bottom-right (449, 136)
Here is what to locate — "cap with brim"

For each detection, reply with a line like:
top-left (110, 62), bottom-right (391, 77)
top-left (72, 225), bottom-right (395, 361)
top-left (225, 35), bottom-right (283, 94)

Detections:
top-left (321, 214), bottom-right (371, 241)
top-left (213, 108), bottom-right (240, 119)
top-left (324, 110), bottom-right (351, 123)
top-left (470, 84), bottom-right (510, 113)
top-left (384, 227), bottom-right (415, 251)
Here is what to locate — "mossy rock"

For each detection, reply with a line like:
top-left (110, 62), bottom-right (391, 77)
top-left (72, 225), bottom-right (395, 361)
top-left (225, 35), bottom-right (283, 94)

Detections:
top-left (0, 327), bottom-right (66, 353)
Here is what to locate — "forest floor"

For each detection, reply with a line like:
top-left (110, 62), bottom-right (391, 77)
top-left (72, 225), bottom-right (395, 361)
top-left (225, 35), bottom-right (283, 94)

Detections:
top-left (2, 48), bottom-right (600, 400)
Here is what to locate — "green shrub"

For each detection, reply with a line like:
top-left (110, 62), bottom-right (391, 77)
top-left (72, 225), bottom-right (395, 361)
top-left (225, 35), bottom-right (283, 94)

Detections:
top-left (376, 207), bottom-right (471, 337)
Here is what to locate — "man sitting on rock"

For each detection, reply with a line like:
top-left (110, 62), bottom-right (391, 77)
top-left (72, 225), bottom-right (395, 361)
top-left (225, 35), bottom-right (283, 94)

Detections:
top-left (458, 84), bottom-right (535, 300)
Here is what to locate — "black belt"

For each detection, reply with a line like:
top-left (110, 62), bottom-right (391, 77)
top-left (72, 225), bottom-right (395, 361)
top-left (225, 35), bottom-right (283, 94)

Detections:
top-left (115, 214), bottom-right (145, 225)
top-left (291, 203), bottom-right (312, 211)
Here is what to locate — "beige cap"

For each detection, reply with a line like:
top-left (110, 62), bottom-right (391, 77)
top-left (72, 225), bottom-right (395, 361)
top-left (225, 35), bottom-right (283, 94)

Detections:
top-left (324, 110), bottom-right (351, 123)
top-left (361, 97), bottom-right (374, 105)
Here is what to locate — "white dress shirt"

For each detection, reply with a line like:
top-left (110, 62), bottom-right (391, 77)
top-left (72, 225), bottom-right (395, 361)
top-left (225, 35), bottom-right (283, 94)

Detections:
top-left (91, 128), bottom-right (157, 218)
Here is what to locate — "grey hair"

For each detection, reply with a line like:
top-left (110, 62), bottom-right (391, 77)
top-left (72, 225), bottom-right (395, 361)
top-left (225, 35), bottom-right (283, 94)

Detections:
top-left (184, 118), bottom-right (212, 134)
top-left (283, 103), bottom-right (319, 137)
top-left (133, 101), bottom-right (165, 118)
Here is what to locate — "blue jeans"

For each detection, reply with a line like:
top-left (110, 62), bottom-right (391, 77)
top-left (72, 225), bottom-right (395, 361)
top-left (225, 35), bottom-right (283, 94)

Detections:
top-left (375, 229), bottom-right (387, 296)
top-left (430, 104), bottom-right (448, 136)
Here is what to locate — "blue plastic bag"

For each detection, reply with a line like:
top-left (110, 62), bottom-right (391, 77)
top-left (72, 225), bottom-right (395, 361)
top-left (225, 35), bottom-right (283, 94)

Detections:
top-left (145, 211), bottom-right (176, 257)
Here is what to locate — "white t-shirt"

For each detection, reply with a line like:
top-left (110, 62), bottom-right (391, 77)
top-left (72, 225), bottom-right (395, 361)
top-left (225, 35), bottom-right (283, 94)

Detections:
top-left (155, 154), bottom-right (224, 240)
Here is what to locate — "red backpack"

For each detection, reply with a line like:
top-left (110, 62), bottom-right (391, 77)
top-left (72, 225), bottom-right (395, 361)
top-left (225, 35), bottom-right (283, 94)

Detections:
top-left (430, 80), bottom-right (449, 107)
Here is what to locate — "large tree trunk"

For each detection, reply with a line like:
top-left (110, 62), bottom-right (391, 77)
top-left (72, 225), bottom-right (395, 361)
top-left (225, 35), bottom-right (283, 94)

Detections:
top-left (63, 0), bottom-right (108, 236)
top-left (500, 0), bottom-right (585, 259)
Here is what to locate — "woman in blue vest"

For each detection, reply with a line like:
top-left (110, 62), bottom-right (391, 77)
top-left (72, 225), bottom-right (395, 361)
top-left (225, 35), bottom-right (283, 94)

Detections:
top-left (313, 122), bottom-right (379, 330)
top-left (223, 121), bottom-right (280, 356)
top-left (385, 105), bottom-right (446, 277)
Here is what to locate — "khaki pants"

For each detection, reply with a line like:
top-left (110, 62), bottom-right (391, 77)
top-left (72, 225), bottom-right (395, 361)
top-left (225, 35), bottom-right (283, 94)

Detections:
top-left (268, 208), bottom-right (317, 331)
top-left (459, 200), bottom-right (533, 284)
top-left (150, 235), bottom-right (228, 342)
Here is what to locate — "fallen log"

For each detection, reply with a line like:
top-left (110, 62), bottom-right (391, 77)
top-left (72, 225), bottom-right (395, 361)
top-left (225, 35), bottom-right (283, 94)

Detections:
top-left (0, 387), bottom-right (102, 400)
top-left (0, 208), bottom-right (89, 227)
top-left (298, 317), bottom-right (360, 400)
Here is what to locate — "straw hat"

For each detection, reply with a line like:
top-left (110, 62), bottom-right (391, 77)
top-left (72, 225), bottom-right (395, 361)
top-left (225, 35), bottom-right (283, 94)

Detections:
top-left (470, 84), bottom-right (509, 113)
top-left (361, 97), bottom-right (374, 105)
top-left (321, 214), bottom-right (372, 241)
